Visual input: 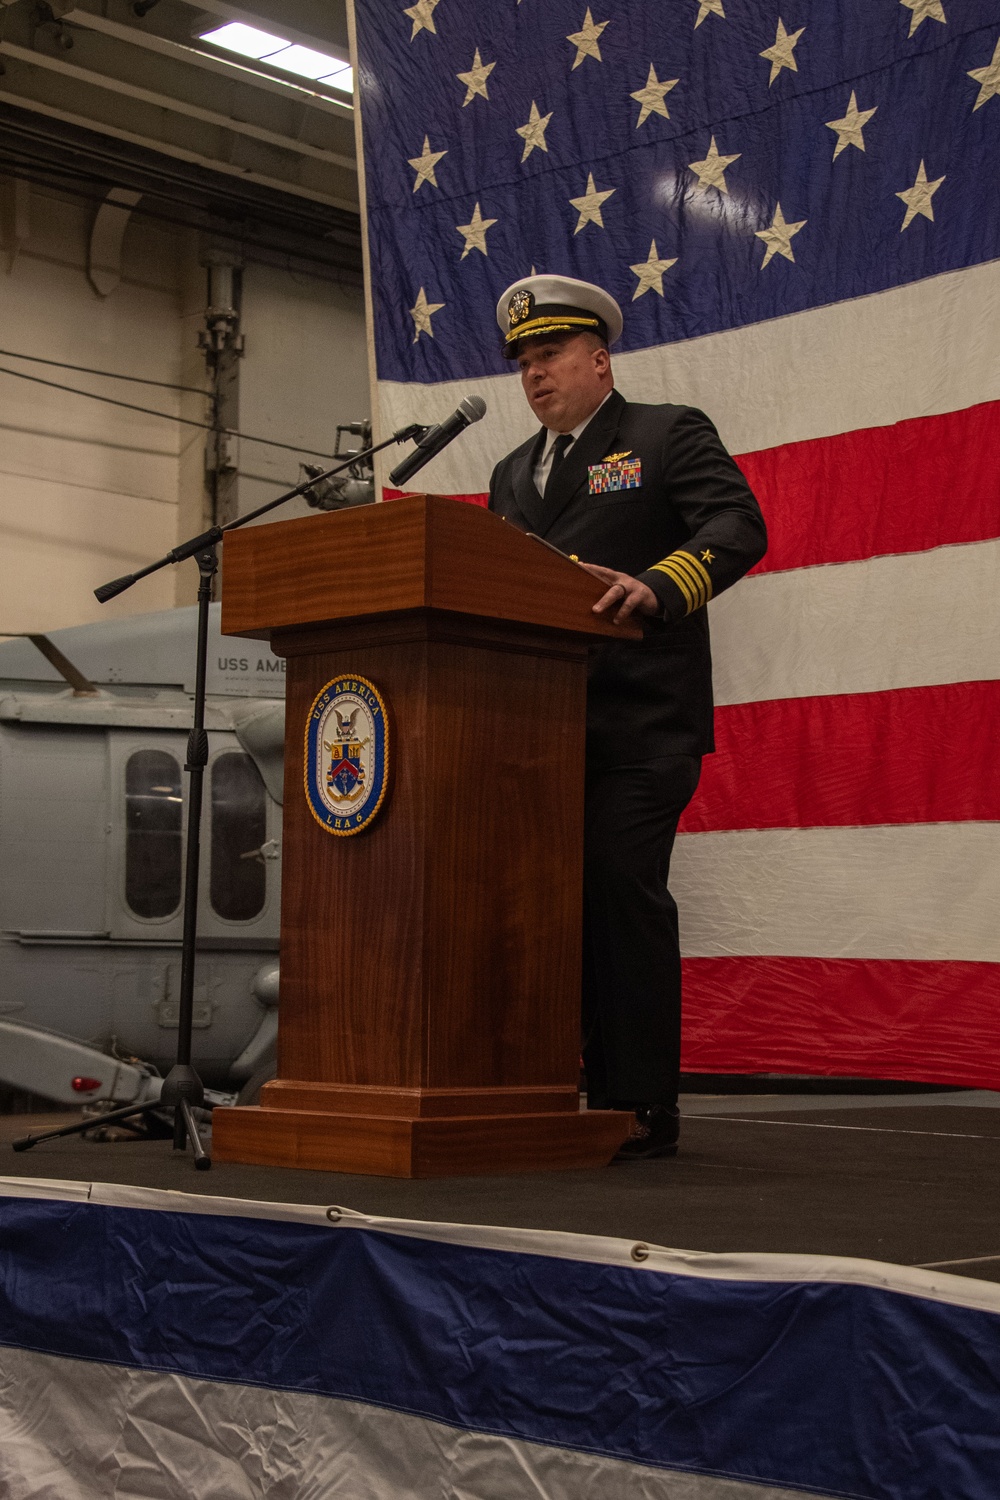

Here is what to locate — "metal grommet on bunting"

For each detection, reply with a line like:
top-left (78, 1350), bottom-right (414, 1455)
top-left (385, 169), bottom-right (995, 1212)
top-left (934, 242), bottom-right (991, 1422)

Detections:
top-left (326, 1206), bottom-right (343, 1223)
top-left (630, 1242), bottom-right (650, 1262)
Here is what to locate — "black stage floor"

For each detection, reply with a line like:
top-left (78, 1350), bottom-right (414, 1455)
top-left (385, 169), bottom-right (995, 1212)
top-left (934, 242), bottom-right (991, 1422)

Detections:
top-left (4, 1091), bottom-right (999, 1284)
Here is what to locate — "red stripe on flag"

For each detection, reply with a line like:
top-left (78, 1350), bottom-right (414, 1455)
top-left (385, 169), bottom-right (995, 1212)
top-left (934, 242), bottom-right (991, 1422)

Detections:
top-left (680, 680), bottom-right (1000, 832)
top-left (681, 956), bottom-right (1000, 1090)
top-left (383, 488), bottom-right (488, 506)
top-left (390, 404), bottom-right (1000, 564)
top-left (737, 400), bottom-right (1000, 575)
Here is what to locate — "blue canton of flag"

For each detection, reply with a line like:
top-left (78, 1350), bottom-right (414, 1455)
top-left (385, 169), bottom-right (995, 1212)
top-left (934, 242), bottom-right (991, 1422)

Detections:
top-left (352, 0), bottom-right (1000, 387)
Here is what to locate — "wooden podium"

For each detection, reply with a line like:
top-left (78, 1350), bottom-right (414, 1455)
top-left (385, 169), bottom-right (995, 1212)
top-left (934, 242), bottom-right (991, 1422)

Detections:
top-left (212, 495), bottom-right (637, 1177)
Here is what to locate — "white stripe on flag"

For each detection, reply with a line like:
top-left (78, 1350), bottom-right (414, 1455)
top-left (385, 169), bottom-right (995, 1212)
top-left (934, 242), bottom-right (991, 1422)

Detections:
top-left (0, 1346), bottom-right (832, 1500)
top-left (674, 823), bottom-right (1000, 962)
top-left (375, 260), bottom-right (1000, 494)
top-left (709, 538), bottom-right (1000, 706)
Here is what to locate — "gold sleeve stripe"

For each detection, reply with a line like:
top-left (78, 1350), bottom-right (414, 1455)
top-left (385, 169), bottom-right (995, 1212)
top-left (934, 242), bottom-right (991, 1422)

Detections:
top-left (649, 550), bottom-right (714, 615)
top-left (650, 557), bottom-right (700, 614)
top-left (666, 552), bottom-right (709, 605)
top-left (680, 550), bottom-right (714, 600)
top-left (665, 557), bottom-right (705, 608)
top-left (651, 559), bottom-right (700, 612)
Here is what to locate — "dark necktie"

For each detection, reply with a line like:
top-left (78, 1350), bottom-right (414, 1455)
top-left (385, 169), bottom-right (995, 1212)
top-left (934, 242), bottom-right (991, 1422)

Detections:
top-left (545, 432), bottom-right (573, 495)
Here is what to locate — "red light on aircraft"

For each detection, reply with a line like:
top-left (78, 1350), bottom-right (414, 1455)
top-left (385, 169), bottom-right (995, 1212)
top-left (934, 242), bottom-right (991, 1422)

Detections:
top-left (71, 1076), bottom-right (102, 1093)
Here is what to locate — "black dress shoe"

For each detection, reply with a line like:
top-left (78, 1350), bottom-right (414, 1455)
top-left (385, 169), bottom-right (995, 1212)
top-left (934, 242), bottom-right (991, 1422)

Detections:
top-left (613, 1105), bottom-right (680, 1162)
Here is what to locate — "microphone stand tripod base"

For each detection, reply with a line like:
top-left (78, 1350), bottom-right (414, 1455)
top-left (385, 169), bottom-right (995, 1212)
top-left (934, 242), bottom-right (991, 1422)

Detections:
top-left (159, 1063), bottom-right (211, 1169)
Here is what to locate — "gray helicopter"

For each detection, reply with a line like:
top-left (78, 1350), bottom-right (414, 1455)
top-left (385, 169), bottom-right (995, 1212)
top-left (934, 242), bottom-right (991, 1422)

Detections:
top-left (0, 605), bottom-right (286, 1113)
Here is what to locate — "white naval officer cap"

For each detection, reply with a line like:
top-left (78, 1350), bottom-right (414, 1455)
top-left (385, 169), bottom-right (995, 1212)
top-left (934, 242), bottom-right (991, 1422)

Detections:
top-left (496, 273), bottom-right (624, 359)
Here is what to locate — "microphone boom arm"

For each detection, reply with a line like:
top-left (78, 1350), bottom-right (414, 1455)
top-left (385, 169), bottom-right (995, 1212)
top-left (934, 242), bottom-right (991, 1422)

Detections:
top-left (94, 423), bottom-right (424, 603)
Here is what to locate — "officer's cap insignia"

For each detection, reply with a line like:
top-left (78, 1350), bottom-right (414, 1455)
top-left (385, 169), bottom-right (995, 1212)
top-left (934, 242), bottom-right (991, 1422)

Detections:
top-left (508, 289), bottom-right (533, 327)
top-left (305, 675), bottom-right (391, 837)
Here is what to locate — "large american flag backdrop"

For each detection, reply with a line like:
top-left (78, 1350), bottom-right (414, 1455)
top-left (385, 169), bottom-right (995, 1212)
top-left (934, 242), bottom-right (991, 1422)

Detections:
top-left (347, 0), bottom-right (1000, 1087)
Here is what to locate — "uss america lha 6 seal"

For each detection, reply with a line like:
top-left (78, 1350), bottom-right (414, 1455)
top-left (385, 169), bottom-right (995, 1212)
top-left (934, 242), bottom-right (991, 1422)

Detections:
top-left (304, 675), bottom-right (391, 836)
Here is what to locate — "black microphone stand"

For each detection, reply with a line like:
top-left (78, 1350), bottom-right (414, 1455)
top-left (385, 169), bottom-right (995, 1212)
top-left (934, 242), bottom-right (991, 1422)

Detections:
top-left (13, 424), bottom-right (425, 1170)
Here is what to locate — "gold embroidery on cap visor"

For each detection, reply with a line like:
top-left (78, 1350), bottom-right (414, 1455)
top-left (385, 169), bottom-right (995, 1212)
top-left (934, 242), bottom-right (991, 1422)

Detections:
top-left (650, 549), bottom-right (714, 615)
top-left (502, 313), bottom-right (601, 354)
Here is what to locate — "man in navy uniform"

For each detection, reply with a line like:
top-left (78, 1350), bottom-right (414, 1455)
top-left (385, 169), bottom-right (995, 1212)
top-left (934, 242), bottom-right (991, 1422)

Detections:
top-left (488, 274), bottom-right (767, 1159)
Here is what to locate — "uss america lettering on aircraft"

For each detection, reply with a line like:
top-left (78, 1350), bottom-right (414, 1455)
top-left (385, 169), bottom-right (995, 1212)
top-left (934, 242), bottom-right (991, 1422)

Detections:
top-left (217, 656), bottom-right (286, 675)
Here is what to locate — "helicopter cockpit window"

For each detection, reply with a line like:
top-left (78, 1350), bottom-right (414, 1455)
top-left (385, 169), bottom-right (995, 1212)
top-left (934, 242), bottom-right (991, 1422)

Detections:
top-left (210, 752), bottom-right (267, 922)
top-left (125, 750), bottom-right (183, 919)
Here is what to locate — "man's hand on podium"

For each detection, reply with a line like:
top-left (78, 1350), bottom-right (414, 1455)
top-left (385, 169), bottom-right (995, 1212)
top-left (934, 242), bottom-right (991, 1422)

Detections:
top-left (578, 563), bottom-right (661, 626)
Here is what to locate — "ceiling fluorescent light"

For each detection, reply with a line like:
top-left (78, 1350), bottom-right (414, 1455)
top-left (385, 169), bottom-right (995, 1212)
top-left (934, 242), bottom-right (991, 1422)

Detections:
top-left (321, 66), bottom-right (353, 95)
top-left (199, 22), bottom-right (352, 94)
top-left (198, 21), bottom-right (290, 60)
top-left (265, 43), bottom-right (342, 80)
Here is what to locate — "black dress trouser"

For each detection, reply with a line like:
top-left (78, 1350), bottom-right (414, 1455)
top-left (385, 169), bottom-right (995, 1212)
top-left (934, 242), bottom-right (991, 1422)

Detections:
top-left (581, 753), bottom-right (702, 1111)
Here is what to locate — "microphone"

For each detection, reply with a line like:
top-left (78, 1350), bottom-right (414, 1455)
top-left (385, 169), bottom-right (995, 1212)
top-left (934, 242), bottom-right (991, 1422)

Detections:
top-left (388, 396), bottom-right (486, 487)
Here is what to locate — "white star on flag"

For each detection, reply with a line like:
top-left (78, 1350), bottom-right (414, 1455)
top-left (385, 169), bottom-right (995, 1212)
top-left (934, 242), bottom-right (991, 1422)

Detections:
top-left (516, 101), bottom-right (553, 161)
top-left (408, 135), bottom-right (447, 191)
top-left (456, 203), bottom-right (498, 259)
top-left (630, 240), bottom-right (678, 299)
top-left (968, 37), bottom-right (1000, 110)
top-left (457, 48), bottom-right (495, 106)
top-left (900, 0), bottom-right (946, 37)
top-left (755, 203), bottom-right (807, 267)
top-left (694, 0), bottom-right (724, 27)
top-left (688, 136), bottom-right (741, 193)
top-left (410, 287), bottom-right (445, 341)
top-left (896, 161), bottom-right (945, 230)
top-left (826, 91), bottom-right (878, 159)
top-left (567, 9), bottom-right (609, 68)
top-left (760, 19), bottom-right (804, 86)
top-left (630, 64), bottom-right (679, 127)
top-left (403, 0), bottom-right (438, 40)
top-left (570, 172), bottom-right (615, 233)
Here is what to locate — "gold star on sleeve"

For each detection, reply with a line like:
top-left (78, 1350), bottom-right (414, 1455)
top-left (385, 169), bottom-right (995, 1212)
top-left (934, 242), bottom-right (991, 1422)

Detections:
top-left (408, 135), bottom-right (447, 191)
top-left (900, 0), bottom-right (946, 37)
top-left (410, 288), bottom-right (445, 342)
top-left (630, 65), bottom-right (679, 127)
top-left (968, 37), bottom-right (1000, 110)
top-left (755, 203), bottom-right (807, 267)
top-left (456, 203), bottom-right (498, 259)
top-left (456, 48), bottom-right (495, 106)
top-left (694, 0), bottom-right (725, 27)
top-left (630, 240), bottom-right (677, 298)
top-left (403, 0), bottom-right (439, 40)
top-left (567, 8), bottom-right (608, 68)
top-left (896, 161), bottom-right (945, 230)
top-left (760, 19), bottom-right (804, 86)
top-left (516, 101), bottom-right (553, 161)
top-left (569, 172), bottom-right (615, 233)
top-left (687, 137), bottom-right (741, 193)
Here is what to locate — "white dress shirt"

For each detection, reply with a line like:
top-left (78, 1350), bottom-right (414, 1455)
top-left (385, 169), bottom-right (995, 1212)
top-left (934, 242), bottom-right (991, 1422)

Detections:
top-left (533, 390), bottom-right (615, 496)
